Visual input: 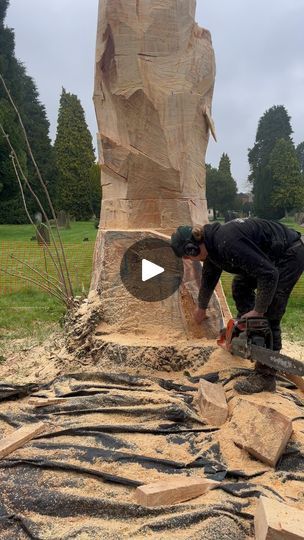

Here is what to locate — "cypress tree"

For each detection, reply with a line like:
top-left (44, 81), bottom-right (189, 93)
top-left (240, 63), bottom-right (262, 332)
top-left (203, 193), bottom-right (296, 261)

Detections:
top-left (0, 0), bottom-right (56, 223)
top-left (54, 89), bottom-right (97, 220)
top-left (248, 106), bottom-right (293, 219)
top-left (206, 154), bottom-right (238, 218)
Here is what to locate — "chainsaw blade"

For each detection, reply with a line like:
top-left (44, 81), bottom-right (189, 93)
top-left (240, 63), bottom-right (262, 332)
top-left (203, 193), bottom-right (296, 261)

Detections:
top-left (231, 338), bottom-right (304, 376)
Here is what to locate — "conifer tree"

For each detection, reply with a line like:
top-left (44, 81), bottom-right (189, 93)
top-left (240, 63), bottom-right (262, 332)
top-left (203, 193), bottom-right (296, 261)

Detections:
top-left (206, 154), bottom-right (238, 217)
top-left (296, 141), bottom-right (304, 174)
top-left (54, 89), bottom-right (97, 220)
top-left (270, 138), bottom-right (304, 214)
top-left (248, 106), bottom-right (293, 219)
top-left (0, 0), bottom-right (56, 223)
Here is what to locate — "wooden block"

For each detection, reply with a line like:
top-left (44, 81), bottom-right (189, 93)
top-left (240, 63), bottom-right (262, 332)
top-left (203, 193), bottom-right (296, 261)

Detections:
top-left (0, 422), bottom-right (46, 460)
top-left (255, 496), bottom-right (304, 539)
top-left (28, 398), bottom-right (66, 408)
top-left (232, 400), bottom-right (293, 467)
top-left (281, 374), bottom-right (304, 393)
top-left (198, 379), bottom-right (228, 426)
top-left (135, 477), bottom-right (219, 507)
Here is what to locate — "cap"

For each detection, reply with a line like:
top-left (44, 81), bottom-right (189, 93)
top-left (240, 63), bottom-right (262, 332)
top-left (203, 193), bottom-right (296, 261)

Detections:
top-left (170, 225), bottom-right (193, 258)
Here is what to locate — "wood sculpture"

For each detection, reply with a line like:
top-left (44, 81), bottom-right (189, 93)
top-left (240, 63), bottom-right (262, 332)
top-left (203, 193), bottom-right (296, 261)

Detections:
top-left (91, 0), bottom-right (220, 360)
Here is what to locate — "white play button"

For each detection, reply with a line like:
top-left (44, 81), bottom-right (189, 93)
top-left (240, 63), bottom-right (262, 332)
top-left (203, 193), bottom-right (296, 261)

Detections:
top-left (142, 259), bottom-right (164, 282)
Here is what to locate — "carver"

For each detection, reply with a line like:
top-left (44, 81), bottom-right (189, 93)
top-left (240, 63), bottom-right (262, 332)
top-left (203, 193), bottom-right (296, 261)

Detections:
top-left (171, 218), bottom-right (304, 394)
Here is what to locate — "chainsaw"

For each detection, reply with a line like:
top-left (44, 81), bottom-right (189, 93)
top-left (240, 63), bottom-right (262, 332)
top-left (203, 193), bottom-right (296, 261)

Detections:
top-left (217, 317), bottom-right (304, 376)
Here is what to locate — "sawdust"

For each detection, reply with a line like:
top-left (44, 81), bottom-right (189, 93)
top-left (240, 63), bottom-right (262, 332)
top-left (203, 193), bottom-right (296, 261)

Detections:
top-left (282, 338), bottom-right (304, 361)
top-left (1, 311), bottom-right (304, 539)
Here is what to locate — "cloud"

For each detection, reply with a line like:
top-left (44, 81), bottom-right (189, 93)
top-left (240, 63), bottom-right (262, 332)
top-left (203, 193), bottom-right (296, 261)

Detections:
top-left (6, 0), bottom-right (304, 189)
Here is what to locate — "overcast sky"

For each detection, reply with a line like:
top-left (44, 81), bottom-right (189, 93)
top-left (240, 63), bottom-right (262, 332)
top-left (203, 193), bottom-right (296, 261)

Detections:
top-left (6, 0), bottom-right (304, 191)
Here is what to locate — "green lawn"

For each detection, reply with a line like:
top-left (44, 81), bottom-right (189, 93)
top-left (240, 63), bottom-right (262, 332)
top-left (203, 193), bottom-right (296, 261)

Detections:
top-left (0, 222), bottom-right (97, 350)
top-left (0, 289), bottom-right (65, 342)
top-left (0, 221), bottom-right (98, 242)
top-left (0, 220), bottom-right (303, 344)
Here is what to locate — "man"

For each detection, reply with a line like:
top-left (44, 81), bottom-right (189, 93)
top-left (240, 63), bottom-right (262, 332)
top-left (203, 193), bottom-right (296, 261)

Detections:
top-left (171, 218), bottom-right (304, 394)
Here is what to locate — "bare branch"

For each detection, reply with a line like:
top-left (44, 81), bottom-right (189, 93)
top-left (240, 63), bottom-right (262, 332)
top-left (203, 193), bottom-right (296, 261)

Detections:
top-left (0, 268), bottom-right (67, 305)
top-left (10, 254), bottom-right (68, 301)
top-left (0, 73), bottom-right (74, 298)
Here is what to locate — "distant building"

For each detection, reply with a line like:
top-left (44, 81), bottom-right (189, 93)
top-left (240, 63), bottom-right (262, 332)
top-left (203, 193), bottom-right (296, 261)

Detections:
top-left (238, 192), bottom-right (254, 205)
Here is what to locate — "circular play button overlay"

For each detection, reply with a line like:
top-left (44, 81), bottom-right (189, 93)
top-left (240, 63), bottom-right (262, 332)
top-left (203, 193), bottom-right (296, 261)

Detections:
top-left (120, 238), bottom-right (184, 302)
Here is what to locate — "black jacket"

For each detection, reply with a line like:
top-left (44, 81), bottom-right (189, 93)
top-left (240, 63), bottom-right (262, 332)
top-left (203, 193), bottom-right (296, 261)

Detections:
top-left (198, 218), bottom-right (300, 313)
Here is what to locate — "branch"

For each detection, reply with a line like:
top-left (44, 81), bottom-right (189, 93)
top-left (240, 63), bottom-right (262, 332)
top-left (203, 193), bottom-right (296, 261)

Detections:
top-left (10, 254), bottom-right (68, 302)
top-left (0, 268), bottom-right (67, 305)
top-left (0, 73), bottom-right (74, 299)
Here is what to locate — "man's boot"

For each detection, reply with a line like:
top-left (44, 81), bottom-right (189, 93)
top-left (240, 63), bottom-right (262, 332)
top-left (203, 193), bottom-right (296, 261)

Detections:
top-left (234, 362), bottom-right (276, 394)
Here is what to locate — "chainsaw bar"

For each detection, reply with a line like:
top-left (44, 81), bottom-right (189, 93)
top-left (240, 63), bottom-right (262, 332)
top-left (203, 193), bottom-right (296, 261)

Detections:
top-left (231, 337), bottom-right (304, 376)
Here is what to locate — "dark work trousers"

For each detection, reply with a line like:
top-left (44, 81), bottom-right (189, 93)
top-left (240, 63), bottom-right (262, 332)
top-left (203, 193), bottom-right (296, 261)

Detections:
top-left (232, 237), bottom-right (304, 351)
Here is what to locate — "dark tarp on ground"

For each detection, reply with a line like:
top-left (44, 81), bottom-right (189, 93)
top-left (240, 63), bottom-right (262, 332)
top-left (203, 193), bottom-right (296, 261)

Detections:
top-left (0, 371), bottom-right (303, 539)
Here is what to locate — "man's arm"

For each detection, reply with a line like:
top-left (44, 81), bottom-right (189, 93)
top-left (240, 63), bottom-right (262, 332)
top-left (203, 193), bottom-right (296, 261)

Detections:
top-left (198, 258), bottom-right (222, 310)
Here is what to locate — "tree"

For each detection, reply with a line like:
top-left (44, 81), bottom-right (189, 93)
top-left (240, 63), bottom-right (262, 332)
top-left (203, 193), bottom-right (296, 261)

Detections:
top-left (206, 154), bottom-right (238, 218)
top-left (54, 89), bottom-right (97, 220)
top-left (248, 105), bottom-right (293, 219)
top-left (88, 162), bottom-right (102, 218)
top-left (206, 164), bottom-right (221, 218)
top-left (269, 138), bottom-right (304, 213)
top-left (0, 0), bottom-right (56, 223)
top-left (296, 141), bottom-right (304, 174)
top-left (218, 153), bottom-right (238, 212)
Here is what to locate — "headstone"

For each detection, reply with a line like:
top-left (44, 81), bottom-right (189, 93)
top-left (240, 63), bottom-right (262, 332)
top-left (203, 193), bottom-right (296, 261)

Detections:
top-left (36, 223), bottom-right (50, 246)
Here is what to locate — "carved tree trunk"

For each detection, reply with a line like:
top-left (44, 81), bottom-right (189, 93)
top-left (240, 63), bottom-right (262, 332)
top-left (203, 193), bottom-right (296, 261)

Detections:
top-left (94, 0), bottom-right (215, 232)
top-left (90, 0), bottom-right (221, 361)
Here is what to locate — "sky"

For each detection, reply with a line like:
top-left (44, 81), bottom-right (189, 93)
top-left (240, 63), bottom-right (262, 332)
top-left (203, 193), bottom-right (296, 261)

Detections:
top-left (5, 0), bottom-right (304, 191)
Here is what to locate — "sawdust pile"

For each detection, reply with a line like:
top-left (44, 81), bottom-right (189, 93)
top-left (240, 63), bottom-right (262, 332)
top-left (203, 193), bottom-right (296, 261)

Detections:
top-left (0, 295), bottom-right (304, 538)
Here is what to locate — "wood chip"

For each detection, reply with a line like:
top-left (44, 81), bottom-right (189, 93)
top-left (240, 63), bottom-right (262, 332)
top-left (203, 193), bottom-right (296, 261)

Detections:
top-left (135, 476), bottom-right (219, 507)
top-left (0, 422), bottom-right (46, 460)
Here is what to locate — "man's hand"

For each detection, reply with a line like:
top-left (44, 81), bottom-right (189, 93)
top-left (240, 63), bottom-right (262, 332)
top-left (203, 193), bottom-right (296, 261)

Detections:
top-left (194, 307), bottom-right (208, 324)
top-left (242, 310), bottom-right (264, 318)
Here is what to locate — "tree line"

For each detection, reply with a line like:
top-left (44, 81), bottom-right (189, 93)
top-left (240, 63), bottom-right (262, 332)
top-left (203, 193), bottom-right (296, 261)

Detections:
top-left (207, 106), bottom-right (304, 220)
top-left (0, 0), bottom-right (100, 224)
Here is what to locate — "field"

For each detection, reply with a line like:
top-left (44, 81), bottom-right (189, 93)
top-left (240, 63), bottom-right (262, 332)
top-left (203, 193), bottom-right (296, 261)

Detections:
top-left (0, 222), bottom-right (96, 348)
top-left (0, 221), bottom-right (303, 351)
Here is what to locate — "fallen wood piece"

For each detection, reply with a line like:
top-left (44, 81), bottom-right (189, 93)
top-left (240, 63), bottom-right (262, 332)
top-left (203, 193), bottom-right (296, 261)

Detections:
top-left (0, 422), bottom-right (46, 460)
top-left (198, 379), bottom-right (228, 426)
top-left (232, 399), bottom-right (293, 467)
top-left (28, 398), bottom-right (66, 408)
top-left (135, 477), bottom-right (219, 507)
top-left (281, 373), bottom-right (304, 393)
top-left (255, 496), bottom-right (304, 539)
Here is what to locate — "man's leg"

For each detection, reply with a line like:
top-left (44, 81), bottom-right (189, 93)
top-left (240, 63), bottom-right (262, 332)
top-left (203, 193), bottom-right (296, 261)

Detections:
top-left (266, 239), bottom-right (304, 351)
top-left (231, 275), bottom-right (256, 317)
top-left (235, 238), bottom-right (304, 394)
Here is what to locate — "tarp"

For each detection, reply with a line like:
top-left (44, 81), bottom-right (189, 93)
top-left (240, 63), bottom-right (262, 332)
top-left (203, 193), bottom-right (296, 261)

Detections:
top-left (0, 370), bottom-right (303, 539)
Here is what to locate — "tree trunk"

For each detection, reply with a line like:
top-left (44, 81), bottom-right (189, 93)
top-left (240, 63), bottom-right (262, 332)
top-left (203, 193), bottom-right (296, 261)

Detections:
top-left (89, 0), bottom-right (225, 365)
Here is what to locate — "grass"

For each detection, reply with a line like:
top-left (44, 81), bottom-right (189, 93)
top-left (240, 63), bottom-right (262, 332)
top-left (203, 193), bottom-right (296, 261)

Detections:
top-left (0, 221), bottom-right (98, 242)
top-left (0, 219), bottom-right (303, 344)
top-left (0, 289), bottom-right (65, 333)
top-left (0, 222), bottom-right (97, 353)
top-left (0, 289), bottom-right (65, 359)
